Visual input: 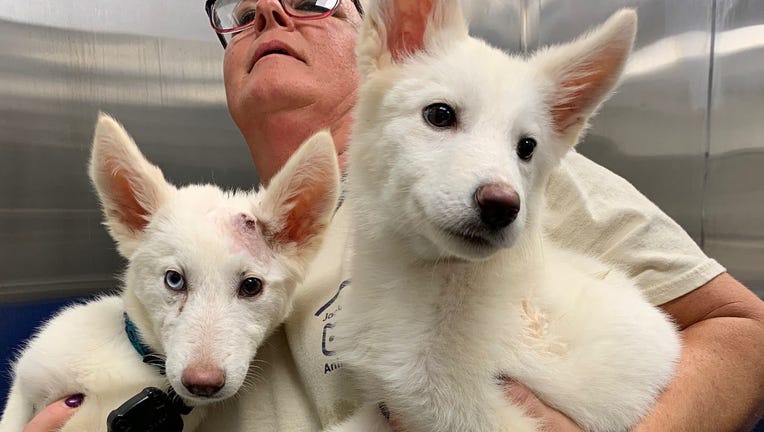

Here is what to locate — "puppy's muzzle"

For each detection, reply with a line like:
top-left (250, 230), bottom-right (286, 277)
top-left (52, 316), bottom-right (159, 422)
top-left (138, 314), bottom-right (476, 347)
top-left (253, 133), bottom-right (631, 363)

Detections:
top-left (474, 183), bottom-right (520, 230)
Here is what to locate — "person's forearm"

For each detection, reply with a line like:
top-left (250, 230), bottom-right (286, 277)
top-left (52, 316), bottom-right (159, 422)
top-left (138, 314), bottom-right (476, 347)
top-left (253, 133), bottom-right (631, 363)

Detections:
top-left (633, 316), bottom-right (764, 432)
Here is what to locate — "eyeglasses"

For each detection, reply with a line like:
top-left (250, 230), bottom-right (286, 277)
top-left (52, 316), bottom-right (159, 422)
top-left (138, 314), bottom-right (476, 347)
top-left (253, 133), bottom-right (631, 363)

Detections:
top-left (205, 0), bottom-right (363, 48)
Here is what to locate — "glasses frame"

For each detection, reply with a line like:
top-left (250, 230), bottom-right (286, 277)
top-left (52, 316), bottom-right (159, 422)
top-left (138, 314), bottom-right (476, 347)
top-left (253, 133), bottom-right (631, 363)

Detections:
top-left (205, 0), bottom-right (364, 48)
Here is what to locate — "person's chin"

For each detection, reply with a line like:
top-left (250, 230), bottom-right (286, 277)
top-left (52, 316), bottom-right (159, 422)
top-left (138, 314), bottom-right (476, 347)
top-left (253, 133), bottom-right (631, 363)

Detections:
top-left (246, 57), bottom-right (311, 92)
top-left (241, 69), bottom-right (317, 113)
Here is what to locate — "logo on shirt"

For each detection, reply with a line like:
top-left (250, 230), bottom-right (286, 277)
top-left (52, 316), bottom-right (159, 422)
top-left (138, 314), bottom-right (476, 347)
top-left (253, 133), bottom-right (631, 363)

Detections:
top-left (315, 279), bottom-right (350, 374)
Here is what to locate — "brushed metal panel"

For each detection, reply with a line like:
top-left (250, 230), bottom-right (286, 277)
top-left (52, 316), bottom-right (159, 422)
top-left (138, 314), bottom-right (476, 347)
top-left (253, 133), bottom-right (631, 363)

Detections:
top-left (536, 0), bottom-right (713, 246)
top-left (0, 18), bottom-right (253, 303)
top-left (704, 0), bottom-right (764, 294)
top-left (468, 1), bottom-right (526, 52)
top-left (0, 0), bottom-right (213, 41)
top-left (0, 211), bottom-right (119, 302)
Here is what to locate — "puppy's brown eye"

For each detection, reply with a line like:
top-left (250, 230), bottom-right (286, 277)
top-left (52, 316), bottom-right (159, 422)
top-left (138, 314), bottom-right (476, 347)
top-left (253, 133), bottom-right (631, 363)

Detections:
top-left (517, 137), bottom-right (537, 161)
top-left (423, 103), bottom-right (457, 129)
top-left (239, 277), bottom-right (263, 298)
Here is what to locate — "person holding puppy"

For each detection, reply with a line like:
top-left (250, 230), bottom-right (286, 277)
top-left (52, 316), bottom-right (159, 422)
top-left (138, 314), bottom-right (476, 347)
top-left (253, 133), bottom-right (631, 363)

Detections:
top-left (25, 0), bottom-right (764, 431)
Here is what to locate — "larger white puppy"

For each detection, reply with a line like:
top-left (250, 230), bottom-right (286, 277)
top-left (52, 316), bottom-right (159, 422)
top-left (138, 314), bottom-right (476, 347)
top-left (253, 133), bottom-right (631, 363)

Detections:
top-left (329, 1), bottom-right (681, 431)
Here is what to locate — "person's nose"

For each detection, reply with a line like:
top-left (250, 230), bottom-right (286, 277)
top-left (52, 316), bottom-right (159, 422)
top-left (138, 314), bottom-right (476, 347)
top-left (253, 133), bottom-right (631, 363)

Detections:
top-left (254, 0), bottom-right (295, 34)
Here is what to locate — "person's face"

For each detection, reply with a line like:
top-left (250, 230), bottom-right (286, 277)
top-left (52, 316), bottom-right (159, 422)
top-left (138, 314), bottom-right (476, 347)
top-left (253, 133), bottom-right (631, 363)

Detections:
top-left (223, 0), bottom-right (362, 138)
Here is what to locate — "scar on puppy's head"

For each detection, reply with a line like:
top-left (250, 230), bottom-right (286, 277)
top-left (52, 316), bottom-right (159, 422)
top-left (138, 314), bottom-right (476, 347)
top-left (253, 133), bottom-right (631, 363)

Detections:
top-left (239, 213), bottom-right (257, 230)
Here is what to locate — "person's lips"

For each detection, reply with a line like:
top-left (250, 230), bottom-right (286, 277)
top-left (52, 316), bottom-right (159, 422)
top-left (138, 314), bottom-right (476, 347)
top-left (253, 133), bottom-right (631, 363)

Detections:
top-left (250, 40), bottom-right (304, 70)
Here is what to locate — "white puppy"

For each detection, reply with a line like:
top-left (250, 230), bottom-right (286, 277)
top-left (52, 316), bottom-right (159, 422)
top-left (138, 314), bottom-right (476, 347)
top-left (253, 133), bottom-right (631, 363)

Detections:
top-left (0, 114), bottom-right (339, 431)
top-left (329, 1), bottom-right (681, 431)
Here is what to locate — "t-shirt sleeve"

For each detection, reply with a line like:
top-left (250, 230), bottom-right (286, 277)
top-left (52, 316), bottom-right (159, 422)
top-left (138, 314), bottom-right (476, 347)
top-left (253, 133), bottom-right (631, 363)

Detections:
top-left (543, 151), bottom-right (726, 306)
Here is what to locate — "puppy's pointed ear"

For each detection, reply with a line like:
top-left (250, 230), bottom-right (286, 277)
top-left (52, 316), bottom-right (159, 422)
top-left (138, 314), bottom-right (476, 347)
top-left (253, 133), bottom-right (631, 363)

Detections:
top-left (358, 0), bottom-right (468, 74)
top-left (534, 9), bottom-right (637, 144)
top-left (259, 131), bottom-right (340, 268)
top-left (89, 113), bottom-right (173, 257)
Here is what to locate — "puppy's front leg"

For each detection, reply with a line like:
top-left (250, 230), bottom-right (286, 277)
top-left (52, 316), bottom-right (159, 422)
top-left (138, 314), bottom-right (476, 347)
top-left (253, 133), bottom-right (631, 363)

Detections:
top-left (324, 402), bottom-right (393, 432)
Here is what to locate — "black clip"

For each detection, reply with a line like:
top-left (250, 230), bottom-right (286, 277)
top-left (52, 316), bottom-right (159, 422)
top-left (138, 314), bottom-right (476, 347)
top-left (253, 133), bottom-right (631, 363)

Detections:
top-left (107, 387), bottom-right (185, 432)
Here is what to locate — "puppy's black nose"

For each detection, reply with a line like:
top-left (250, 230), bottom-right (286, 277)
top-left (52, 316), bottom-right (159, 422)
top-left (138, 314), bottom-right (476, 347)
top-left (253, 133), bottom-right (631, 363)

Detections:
top-left (475, 183), bottom-right (521, 230)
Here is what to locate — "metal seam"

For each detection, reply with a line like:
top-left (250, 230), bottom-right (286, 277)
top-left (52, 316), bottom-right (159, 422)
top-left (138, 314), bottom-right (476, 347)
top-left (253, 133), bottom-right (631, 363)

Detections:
top-left (700, 0), bottom-right (718, 250)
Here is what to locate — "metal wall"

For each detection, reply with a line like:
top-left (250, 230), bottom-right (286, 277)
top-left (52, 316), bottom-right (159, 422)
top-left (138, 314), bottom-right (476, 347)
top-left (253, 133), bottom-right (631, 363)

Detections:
top-left (0, 1), bottom-right (762, 300)
top-left (704, 0), bottom-right (764, 293)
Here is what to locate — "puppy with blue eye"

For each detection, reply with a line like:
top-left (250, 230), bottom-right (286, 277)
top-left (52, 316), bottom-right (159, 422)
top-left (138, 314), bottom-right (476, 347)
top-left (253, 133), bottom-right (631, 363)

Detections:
top-left (0, 114), bottom-right (340, 432)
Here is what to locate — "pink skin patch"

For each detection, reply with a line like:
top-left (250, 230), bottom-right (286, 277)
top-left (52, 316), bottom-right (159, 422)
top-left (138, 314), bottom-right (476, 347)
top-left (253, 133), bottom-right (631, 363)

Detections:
top-left (205, 208), bottom-right (271, 259)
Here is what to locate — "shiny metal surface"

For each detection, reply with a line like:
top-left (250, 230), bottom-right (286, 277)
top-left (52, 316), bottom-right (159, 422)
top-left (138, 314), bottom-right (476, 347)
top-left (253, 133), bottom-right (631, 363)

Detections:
top-left (0, 13), bottom-right (252, 302)
top-left (705, 0), bottom-right (764, 292)
top-left (0, 0), bottom-right (213, 41)
top-left (464, 1), bottom-right (525, 51)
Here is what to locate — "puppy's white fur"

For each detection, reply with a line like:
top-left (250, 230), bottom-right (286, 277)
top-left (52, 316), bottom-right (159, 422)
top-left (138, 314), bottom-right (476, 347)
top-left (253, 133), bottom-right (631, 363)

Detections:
top-left (0, 115), bottom-right (339, 432)
top-left (329, 2), bottom-right (680, 431)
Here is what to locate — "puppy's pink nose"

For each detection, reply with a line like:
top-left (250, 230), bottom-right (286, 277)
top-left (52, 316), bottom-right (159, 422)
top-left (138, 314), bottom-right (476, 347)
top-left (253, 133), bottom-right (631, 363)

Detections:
top-left (475, 183), bottom-right (521, 230)
top-left (181, 364), bottom-right (226, 397)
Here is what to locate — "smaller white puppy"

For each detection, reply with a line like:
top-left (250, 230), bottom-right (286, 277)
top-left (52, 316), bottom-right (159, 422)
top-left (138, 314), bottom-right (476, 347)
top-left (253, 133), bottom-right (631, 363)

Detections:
top-left (329, 1), bottom-right (681, 432)
top-left (0, 114), bottom-right (339, 432)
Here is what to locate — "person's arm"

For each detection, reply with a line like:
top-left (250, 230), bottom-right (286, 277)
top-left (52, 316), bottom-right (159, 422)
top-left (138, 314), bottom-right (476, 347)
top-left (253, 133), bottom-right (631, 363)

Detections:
top-left (634, 273), bottom-right (764, 431)
top-left (22, 395), bottom-right (82, 432)
top-left (505, 273), bottom-right (764, 431)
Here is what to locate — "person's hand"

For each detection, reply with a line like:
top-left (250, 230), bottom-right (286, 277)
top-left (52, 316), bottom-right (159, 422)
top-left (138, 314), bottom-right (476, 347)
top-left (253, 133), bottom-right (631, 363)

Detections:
top-left (23, 394), bottom-right (83, 432)
top-left (503, 381), bottom-right (583, 431)
top-left (385, 381), bottom-right (583, 432)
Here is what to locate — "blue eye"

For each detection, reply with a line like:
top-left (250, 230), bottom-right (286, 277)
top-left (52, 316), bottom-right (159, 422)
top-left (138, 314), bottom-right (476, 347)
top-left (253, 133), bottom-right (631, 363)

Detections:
top-left (164, 270), bottom-right (186, 291)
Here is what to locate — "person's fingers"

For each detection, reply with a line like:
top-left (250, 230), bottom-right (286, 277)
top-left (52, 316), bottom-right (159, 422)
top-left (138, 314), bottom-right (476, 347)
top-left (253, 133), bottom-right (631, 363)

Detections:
top-left (388, 414), bottom-right (403, 432)
top-left (379, 403), bottom-right (404, 432)
top-left (504, 381), bottom-right (583, 431)
top-left (23, 394), bottom-right (83, 432)
top-left (504, 381), bottom-right (548, 418)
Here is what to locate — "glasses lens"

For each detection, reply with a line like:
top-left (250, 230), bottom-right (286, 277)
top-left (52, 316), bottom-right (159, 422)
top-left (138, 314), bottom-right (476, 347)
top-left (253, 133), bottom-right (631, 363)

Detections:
top-left (211, 0), bottom-right (257, 31)
top-left (283, 0), bottom-right (341, 17)
top-left (211, 0), bottom-right (341, 33)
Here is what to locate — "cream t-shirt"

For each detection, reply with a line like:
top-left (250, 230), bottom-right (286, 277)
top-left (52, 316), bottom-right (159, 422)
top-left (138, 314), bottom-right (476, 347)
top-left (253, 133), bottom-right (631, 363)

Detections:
top-left (197, 151), bottom-right (725, 431)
